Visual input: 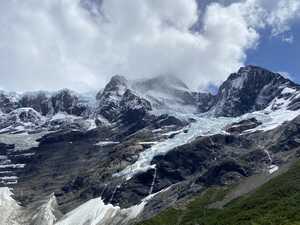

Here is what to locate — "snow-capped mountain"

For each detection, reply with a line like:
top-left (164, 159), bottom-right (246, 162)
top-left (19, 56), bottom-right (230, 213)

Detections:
top-left (1, 65), bottom-right (300, 225)
top-left (0, 89), bottom-right (96, 134)
top-left (213, 65), bottom-right (300, 116)
top-left (0, 89), bottom-right (92, 117)
top-left (21, 89), bottom-right (92, 117)
top-left (96, 75), bottom-right (152, 123)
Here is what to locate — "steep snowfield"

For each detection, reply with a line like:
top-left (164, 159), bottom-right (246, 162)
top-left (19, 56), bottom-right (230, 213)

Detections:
top-left (56, 193), bottom-right (160, 225)
top-left (0, 188), bottom-right (60, 225)
top-left (0, 187), bottom-right (21, 225)
top-left (242, 86), bottom-right (300, 132)
top-left (32, 194), bottom-right (59, 225)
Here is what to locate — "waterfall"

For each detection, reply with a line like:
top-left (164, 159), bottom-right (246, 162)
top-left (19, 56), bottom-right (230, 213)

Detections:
top-left (263, 149), bottom-right (272, 164)
top-left (100, 184), bottom-right (108, 198)
top-left (109, 183), bottom-right (122, 204)
top-left (109, 185), bottom-right (118, 203)
top-left (148, 167), bottom-right (157, 195)
top-left (262, 149), bottom-right (279, 174)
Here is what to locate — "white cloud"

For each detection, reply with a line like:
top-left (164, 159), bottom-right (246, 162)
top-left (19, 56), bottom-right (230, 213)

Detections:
top-left (266, 0), bottom-right (300, 35)
top-left (282, 34), bottom-right (294, 44)
top-left (0, 0), bottom-right (299, 92)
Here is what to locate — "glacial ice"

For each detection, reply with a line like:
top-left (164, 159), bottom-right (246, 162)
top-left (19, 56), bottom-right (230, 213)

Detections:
top-left (116, 102), bottom-right (300, 180)
top-left (115, 115), bottom-right (238, 180)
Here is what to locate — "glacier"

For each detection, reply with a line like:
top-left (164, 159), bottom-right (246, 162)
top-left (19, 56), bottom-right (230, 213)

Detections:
top-left (116, 96), bottom-right (300, 180)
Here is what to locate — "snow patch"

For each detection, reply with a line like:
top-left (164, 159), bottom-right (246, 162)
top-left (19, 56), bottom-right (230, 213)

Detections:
top-left (268, 165), bottom-right (279, 174)
top-left (95, 141), bottom-right (120, 147)
top-left (32, 194), bottom-right (58, 225)
top-left (281, 87), bottom-right (297, 94)
top-left (57, 197), bottom-right (143, 225)
top-left (0, 187), bottom-right (21, 225)
top-left (56, 186), bottom-right (169, 225)
top-left (0, 164), bottom-right (25, 169)
top-left (50, 112), bottom-right (78, 121)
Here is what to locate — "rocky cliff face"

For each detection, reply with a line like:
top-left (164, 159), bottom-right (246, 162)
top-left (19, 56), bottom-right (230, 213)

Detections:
top-left (0, 91), bottom-right (20, 114)
top-left (213, 65), bottom-right (300, 116)
top-left (192, 92), bottom-right (216, 113)
top-left (19, 92), bottom-right (51, 116)
top-left (20, 89), bottom-right (91, 117)
top-left (96, 75), bottom-right (153, 123)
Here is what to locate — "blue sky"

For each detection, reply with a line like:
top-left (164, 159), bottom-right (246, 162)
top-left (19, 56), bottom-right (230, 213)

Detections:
top-left (247, 22), bottom-right (300, 83)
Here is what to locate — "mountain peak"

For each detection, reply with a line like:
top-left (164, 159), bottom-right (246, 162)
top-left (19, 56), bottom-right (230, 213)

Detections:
top-left (237, 65), bottom-right (272, 74)
top-left (99, 75), bottom-right (128, 97)
top-left (213, 65), bottom-right (299, 116)
top-left (109, 75), bottom-right (128, 86)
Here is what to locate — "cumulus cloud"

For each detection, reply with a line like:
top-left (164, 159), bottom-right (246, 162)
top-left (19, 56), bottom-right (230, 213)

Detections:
top-left (0, 0), bottom-right (299, 92)
top-left (266, 0), bottom-right (300, 35)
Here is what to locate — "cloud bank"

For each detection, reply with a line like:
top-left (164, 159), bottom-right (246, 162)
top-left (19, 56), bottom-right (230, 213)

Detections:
top-left (0, 0), bottom-right (299, 92)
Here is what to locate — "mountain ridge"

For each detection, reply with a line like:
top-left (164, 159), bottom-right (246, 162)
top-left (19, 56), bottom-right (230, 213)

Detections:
top-left (1, 65), bottom-right (300, 225)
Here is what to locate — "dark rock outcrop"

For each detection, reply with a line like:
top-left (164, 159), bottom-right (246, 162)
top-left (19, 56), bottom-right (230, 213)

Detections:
top-left (0, 108), bottom-right (44, 131)
top-left (119, 90), bottom-right (152, 124)
top-left (96, 75), bottom-right (129, 122)
top-left (226, 118), bottom-right (262, 133)
top-left (50, 89), bottom-right (89, 116)
top-left (0, 91), bottom-right (19, 113)
top-left (192, 92), bottom-right (217, 112)
top-left (214, 65), bottom-right (299, 116)
top-left (96, 76), bottom-right (152, 123)
top-left (20, 89), bottom-right (90, 117)
top-left (19, 92), bottom-right (51, 116)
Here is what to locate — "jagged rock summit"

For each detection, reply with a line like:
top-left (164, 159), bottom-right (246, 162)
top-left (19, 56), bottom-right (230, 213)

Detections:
top-left (213, 65), bottom-right (300, 116)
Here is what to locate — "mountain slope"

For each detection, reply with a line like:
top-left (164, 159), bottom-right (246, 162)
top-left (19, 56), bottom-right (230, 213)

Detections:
top-left (138, 158), bottom-right (300, 225)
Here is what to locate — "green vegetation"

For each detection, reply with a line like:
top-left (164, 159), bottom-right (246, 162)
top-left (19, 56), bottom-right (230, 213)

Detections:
top-left (138, 160), bottom-right (300, 225)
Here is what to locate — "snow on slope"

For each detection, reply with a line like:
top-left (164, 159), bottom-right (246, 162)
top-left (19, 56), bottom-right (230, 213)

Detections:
top-left (0, 188), bottom-right (60, 225)
top-left (32, 194), bottom-right (59, 225)
top-left (0, 187), bottom-right (21, 225)
top-left (56, 192), bottom-right (161, 225)
top-left (242, 86), bottom-right (300, 132)
top-left (0, 183), bottom-right (167, 225)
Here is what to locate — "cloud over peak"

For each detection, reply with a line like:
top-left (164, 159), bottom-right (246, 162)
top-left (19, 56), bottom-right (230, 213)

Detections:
top-left (0, 0), bottom-right (299, 92)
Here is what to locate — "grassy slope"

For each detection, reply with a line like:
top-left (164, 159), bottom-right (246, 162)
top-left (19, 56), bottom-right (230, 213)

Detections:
top-left (138, 160), bottom-right (300, 225)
